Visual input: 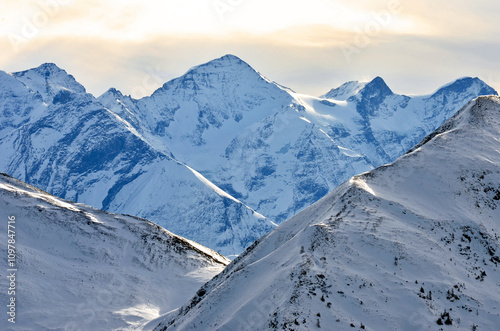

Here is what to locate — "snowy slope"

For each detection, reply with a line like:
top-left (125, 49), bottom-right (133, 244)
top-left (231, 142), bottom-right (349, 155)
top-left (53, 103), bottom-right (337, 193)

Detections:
top-left (0, 64), bottom-right (274, 257)
top-left (156, 96), bottom-right (500, 330)
top-left (0, 172), bottom-right (229, 330)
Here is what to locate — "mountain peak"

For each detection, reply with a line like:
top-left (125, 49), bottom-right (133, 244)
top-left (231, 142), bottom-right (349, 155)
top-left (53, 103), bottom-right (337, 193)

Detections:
top-left (432, 77), bottom-right (497, 97)
top-left (352, 77), bottom-right (394, 117)
top-left (101, 87), bottom-right (124, 98)
top-left (323, 77), bottom-right (393, 103)
top-left (15, 62), bottom-right (68, 79)
top-left (13, 62), bottom-right (86, 100)
top-left (219, 54), bottom-right (244, 61)
top-left (321, 80), bottom-right (367, 101)
top-left (460, 95), bottom-right (500, 128)
top-left (154, 54), bottom-right (267, 96)
top-left (34, 62), bottom-right (65, 75)
top-left (194, 54), bottom-right (254, 72)
top-left (360, 76), bottom-right (393, 97)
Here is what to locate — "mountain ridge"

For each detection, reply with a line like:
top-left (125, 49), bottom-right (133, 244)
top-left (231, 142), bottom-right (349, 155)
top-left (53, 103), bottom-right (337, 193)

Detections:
top-left (156, 95), bottom-right (500, 330)
top-left (0, 172), bottom-right (229, 330)
top-left (0, 64), bottom-right (276, 256)
top-left (0, 56), bottom-right (498, 256)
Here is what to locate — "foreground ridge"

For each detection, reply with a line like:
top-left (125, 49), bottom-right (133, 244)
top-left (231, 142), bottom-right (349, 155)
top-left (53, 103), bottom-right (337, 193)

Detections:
top-left (0, 173), bottom-right (229, 330)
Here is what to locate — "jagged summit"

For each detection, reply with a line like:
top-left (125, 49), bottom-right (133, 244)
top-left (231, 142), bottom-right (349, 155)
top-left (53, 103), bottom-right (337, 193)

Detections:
top-left (12, 62), bottom-right (86, 100)
top-left (99, 87), bottom-right (127, 100)
top-left (322, 80), bottom-right (367, 100)
top-left (191, 54), bottom-right (256, 76)
top-left (356, 76), bottom-right (393, 100)
top-left (29, 62), bottom-right (64, 74)
top-left (14, 62), bottom-right (73, 83)
top-left (105, 87), bottom-right (123, 95)
top-left (151, 54), bottom-right (265, 97)
top-left (322, 77), bottom-right (393, 102)
top-left (325, 76), bottom-right (496, 104)
top-left (96, 87), bottom-right (139, 126)
top-left (348, 76), bottom-right (395, 118)
top-left (202, 54), bottom-right (249, 67)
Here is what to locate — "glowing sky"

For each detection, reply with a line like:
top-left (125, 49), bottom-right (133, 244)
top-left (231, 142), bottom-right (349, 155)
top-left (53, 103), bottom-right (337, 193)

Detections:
top-left (1, 0), bottom-right (499, 98)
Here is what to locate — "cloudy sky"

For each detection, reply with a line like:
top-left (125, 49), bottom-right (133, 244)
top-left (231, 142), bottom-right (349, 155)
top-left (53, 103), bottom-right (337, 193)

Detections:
top-left (1, 0), bottom-right (499, 98)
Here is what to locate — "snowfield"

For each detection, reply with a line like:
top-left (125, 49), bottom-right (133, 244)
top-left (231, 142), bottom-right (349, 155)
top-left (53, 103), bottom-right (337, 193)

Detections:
top-left (0, 173), bottom-right (229, 330)
top-left (156, 96), bottom-right (500, 330)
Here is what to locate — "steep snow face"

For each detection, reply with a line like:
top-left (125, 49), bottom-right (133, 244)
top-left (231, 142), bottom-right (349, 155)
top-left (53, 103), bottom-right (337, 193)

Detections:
top-left (0, 173), bottom-right (229, 331)
top-left (0, 64), bottom-right (274, 257)
top-left (156, 96), bottom-right (500, 331)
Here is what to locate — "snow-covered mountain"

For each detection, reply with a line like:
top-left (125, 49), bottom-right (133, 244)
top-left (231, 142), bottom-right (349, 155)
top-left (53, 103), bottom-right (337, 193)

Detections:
top-left (100, 56), bottom-right (496, 228)
top-left (0, 63), bottom-right (274, 257)
top-left (0, 172), bottom-right (229, 330)
top-left (0, 56), bottom-right (496, 256)
top-left (156, 95), bottom-right (500, 330)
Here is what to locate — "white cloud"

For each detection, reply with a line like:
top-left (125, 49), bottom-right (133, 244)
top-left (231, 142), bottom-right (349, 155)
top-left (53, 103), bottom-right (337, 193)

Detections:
top-left (0, 0), bottom-right (499, 96)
